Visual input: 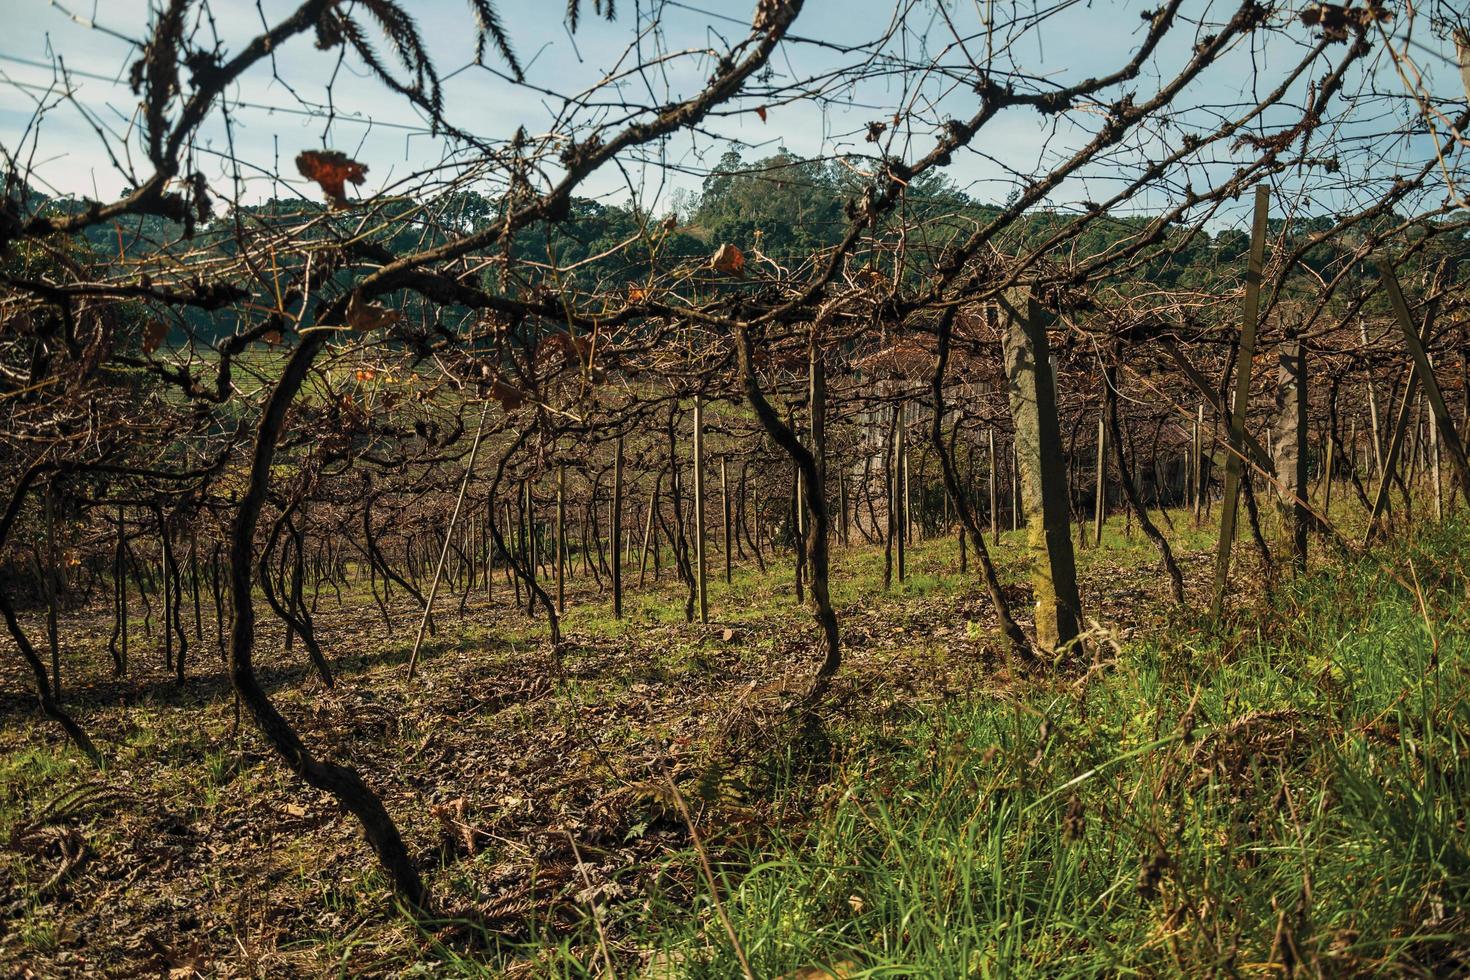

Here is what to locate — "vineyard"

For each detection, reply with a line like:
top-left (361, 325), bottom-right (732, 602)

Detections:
top-left (2, 0), bottom-right (1470, 976)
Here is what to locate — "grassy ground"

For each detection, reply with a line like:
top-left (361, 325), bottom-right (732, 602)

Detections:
top-left (1, 508), bottom-right (1466, 976)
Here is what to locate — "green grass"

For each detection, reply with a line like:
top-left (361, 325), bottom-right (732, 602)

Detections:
top-left (7, 495), bottom-right (1464, 976)
top-left (502, 516), bottom-right (1470, 977)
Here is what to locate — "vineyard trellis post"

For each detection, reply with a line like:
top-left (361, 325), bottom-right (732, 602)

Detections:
top-left (612, 437), bottom-right (624, 618)
top-left (1210, 184), bottom-right (1270, 619)
top-left (693, 395), bottom-right (708, 624)
top-left (1000, 286), bottom-right (1081, 654)
top-left (1379, 261), bottom-right (1470, 511)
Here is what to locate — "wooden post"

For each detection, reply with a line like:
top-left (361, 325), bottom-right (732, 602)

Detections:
top-left (1011, 442), bottom-right (1020, 533)
top-left (1362, 320), bottom-right (1385, 482)
top-left (612, 437), bottom-right (624, 618)
top-left (893, 411), bottom-right (905, 543)
top-left (638, 478), bottom-right (657, 587)
top-left (1322, 421), bottom-right (1335, 517)
top-left (44, 484), bottom-right (61, 700)
top-left (486, 501), bottom-right (496, 599)
top-left (1210, 183), bottom-right (1269, 618)
top-left (1430, 399), bottom-right (1443, 519)
top-left (1192, 405), bottom-right (1204, 524)
top-left (1000, 286), bottom-right (1082, 653)
top-left (407, 402), bottom-right (490, 678)
top-left (837, 467), bottom-right (849, 548)
top-left (556, 465), bottom-right (566, 614)
top-left (693, 397), bottom-right (709, 623)
top-left (720, 456), bottom-right (732, 584)
top-left (1367, 365), bottom-right (1421, 541)
top-left (896, 402), bottom-right (907, 581)
top-left (1273, 336), bottom-right (1308, 569)
top-left (988, 428), bottom-right (999, 544)
top-left (116, 503), bottom-right (128, 674)
top-left (1379, 260), bottom-right (1470, 510)
top-left (1093, 409), bottom-right (1108, 546)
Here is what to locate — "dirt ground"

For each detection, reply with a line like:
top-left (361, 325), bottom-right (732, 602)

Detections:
top-left (0, 528), bottom-right (1219, 976)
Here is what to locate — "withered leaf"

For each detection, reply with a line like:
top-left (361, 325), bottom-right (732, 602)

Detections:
top-left (537, 330), bottom-right (594, 367)
top-left (142, 321), bottom-right (168, 355)
top-left (295, 149), bottom-right (369, 209)
top-left (710, 242), bottom-right (746, 277)
top-left (345, 293), bottom-right (401, 331)
top-left (488, 378), bottom-right (525, 411)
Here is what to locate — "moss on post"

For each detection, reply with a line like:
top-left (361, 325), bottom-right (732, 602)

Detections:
top-left (999, 287), bottom-right (1082, 654)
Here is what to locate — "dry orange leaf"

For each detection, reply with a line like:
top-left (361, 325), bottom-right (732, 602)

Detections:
top-left (488, 378), bottom-right (525, 411)
top-left (538, 330), bottom-right (594, 367)
top-left (295, 149), bottom-right (368, 209)
top-left (345, 293), bottom-right (401, 331)
top-left (142, 321), bottom-right (168, 354)
top-left (710, 242), bottom-right (746, 277)
top-left (627, 283), bottom-right (648, 303)
top-left (755, 105), bottom-right (768, 122)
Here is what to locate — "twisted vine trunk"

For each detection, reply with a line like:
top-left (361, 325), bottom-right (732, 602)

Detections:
top-left (1103, 359), bottom-right (1184, 605)
top-left (227, 331), bottom-right (427, 912)
top-left (0, 464), bottom-right (100, 764)
top-left (929, 307), bottom-right (1032, 662)
top-left (734, 325), bottom-right (840, 696)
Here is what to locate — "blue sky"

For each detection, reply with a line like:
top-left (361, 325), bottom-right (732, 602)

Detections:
top-left (1, 1), bottom-right (1465, 231)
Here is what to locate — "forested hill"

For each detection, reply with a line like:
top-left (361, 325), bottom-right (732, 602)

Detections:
top-left (19, 148), bottom-right (1468, 346)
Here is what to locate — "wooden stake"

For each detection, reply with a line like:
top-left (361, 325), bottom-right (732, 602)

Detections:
top-left (720, 455), bottom-right (731, 585)
top-left (1211, 183), bottom-right (1269, 618)
top-left (988, 429), bottom-right (998, 544)
top-left (556, 465), bottom-right (566, 614)
top-left (613, 437), bottom-right (624, 618)
top-left (1000, 286), bottom-right (1082, 652)
top-left (408, 402), bottom-right (490, 679)
top-left (1379, 259), bottom-right (1470, 510)
top-left (693, 397), bottom-right (708, 623)
top-left (1093, 409), bottom-right (1107, 546)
